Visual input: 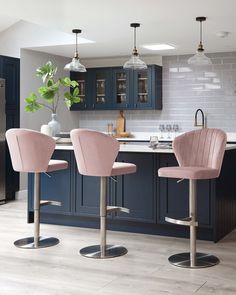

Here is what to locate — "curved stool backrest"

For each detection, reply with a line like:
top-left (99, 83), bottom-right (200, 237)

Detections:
top-left (70, 129), bottom-right (119, 177)
top-left (6, 128), bottom-right (55, 173)
top-left (173, 128), bottom-right (227, 176)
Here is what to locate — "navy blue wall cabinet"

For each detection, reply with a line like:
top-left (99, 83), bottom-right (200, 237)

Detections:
top-left (0, 55), bottom-right (20, 200)
top-left (70, 65), bottom-right (162, 111)
top-left (28, 149), bottom-right (236, 242)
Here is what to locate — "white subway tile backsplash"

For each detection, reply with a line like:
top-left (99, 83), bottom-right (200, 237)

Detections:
top-left (78, 52), bottom-right (236, 133)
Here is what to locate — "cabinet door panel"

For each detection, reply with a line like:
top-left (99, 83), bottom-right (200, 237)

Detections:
top-left (70, 71), bottom-right (90, 110)
top-left (1, 56), bottom-right (20, 108)
top-left (28, 151), bottom-right (72, 214)
top-left (91, 68), bottom-right (112, 109)
top-left (159, 154), bottom-right (211, 226)
top-left (75, 174), bottom-right (101, 216)
top-left (114, 153), bottom-right (156, 223)
top-left (133, 67), bottom-right (152, 109)
top-left (112, 68), bottom-right (131, 109)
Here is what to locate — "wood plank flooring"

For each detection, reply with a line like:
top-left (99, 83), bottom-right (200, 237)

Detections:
top-left (0, 198), bottom-right (236, 294)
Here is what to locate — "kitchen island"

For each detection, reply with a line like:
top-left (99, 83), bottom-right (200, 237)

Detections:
top-left (28, 143), bottom-right (236, 242)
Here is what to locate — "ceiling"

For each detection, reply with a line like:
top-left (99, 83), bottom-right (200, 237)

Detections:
top-left (0, 0), bottom-right (236, 59)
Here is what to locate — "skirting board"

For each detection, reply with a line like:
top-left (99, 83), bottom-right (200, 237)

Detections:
top-left (15, 190), bottom-right (27, 200)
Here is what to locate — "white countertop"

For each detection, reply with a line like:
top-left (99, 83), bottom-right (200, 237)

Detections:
top-left (55, 143), bottom-right (236, 153)
top-left (56, 131), bottom-right (236, 143)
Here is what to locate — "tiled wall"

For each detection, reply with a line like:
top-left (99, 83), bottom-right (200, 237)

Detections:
top-left (78, 52), bottom-right (236, 133)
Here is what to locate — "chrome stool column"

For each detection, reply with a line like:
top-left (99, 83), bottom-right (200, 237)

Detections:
top-left (80, 177), bottom-right (129, 258)
top-left (158, 128), bottom-right (227, 268)
top-left (71, 129), bottom-right (136, 259)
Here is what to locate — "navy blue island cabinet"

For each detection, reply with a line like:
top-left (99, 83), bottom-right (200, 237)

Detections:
top-left (28, 148), bottom-right (236, 242)
top-left (70, 65), bottom-right (162, 111)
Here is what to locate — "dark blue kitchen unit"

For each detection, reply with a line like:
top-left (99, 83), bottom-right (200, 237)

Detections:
top-left (70, 65), bottom-right (162, 111)
top-left (28, 147), bottom-right (236, 242)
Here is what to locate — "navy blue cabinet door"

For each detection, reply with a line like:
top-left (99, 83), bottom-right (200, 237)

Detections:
top-left (159, 154), bottom-right (212, 226)
top-left (112, 67), bottom-right (131, 109)
top-left (0, 55), bottom-right (20, 199)
top-left (70, 71), bottom-right (91, 110)
top-left (90, 68), bottom-right (112, 110)
top-left (132, 65), bottom-right (162, 110)
top-left (1, 56), bottom-right (20, 109)
top-left (113, 153), bottom-right (157, 223)
top-left (75, 173), bottom-right (101, 217)
top-left (28, 151), bottom-right (72, 214)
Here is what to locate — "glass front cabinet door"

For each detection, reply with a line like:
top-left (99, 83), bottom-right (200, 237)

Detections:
top-left (133, 65), bottom-right (162, 110)
top-left (133, 67), bottom-right (152, 109)
top-left (91, 68), bottom-right (112, 109)
top-left (112, 68), bottom-right (130, 109)
top-left (70, 72), bottom-right (89, 110)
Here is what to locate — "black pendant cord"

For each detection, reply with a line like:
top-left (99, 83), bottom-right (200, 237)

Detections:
top-left (75, 32), bottom-right (78, 56)
top-left (198, 20), bottom-right (204, 51)
top-left (134, 26), bottom-right (136, 51)
top-left (72, 29), bottom-right (82, 58)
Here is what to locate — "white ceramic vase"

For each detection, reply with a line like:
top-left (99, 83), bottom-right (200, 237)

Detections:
top-left (48, 113), bottom-right (61, 137)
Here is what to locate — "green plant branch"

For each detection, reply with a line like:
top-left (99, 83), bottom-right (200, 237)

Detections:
top-left (24, 61), bottom-right (80, 114)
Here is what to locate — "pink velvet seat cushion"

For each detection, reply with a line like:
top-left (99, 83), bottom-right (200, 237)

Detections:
top-left (158, 166), bottom-right (219, 180)
top-left (47, 160), bottom-right (68, 173)
top-left (111, 162), bottom-right (137, 176)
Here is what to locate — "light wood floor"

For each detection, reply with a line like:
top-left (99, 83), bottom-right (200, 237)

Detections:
top-left (0, 198), bottom-right (236, 295)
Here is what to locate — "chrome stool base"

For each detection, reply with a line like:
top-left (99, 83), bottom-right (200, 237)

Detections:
top-left (168, 252), bottom-right (220, 268)
top-left (80, 244), bottom-right (128, 259)
top-left (14, 236), bottom-right (59, 249)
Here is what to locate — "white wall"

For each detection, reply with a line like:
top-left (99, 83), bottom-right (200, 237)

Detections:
top-left (0, 20), bottom-right (75, 58)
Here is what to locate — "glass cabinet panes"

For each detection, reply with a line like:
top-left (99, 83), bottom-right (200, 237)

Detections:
top-left (77, 79), bottom-right (86, 103)
top-left (137, 72), bottom-right (148, 103)
top-left (116, 72), bottom-right (127, 104)
top-left (70, 72), bottom-right (88, 110)
top-left (96, 74), bottom-right (106, 104)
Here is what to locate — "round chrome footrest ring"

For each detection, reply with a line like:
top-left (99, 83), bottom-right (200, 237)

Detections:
top-left (80, 244), bottom-right (128, 259)
top-left (14, 236), bottom-right (59, 249)
top-left (168, 252), bottom-right (220, 268)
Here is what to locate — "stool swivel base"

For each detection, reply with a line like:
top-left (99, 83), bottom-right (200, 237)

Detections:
top-left (168, 252), bottom-right (220, 269)
top-left (14, 236), bottom-right (59, 249)
top-left (80, 244), bottom-right (127, 259)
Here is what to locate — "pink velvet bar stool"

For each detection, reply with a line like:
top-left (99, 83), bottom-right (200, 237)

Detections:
top-left (158, 128), bottom-right (226, 268)
top-left (71, 129), bottom-right (136, 259)
top-left (6, 128), bottom-right (68, 249)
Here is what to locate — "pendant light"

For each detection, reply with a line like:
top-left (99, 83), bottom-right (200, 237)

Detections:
top-left (123, 23), bottom-right (147, 70)
top-left (64, 29), bottom-right (86, 72)
top-left (188, 17), bottom-right (212, 65)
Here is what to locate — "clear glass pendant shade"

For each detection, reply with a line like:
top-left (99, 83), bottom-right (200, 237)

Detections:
top-left (188, 50), bottom-right (212, 65)
top-left (123, 23), bottom-right (147, 70)
top-left (188, 17), bottom-right (211, 66)
top-left (64, 57), bottom-right (86, 72)
top-left (123, 54), bottom-right (147, 70)
top-left (64, 29), bottom-right (86, 72)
